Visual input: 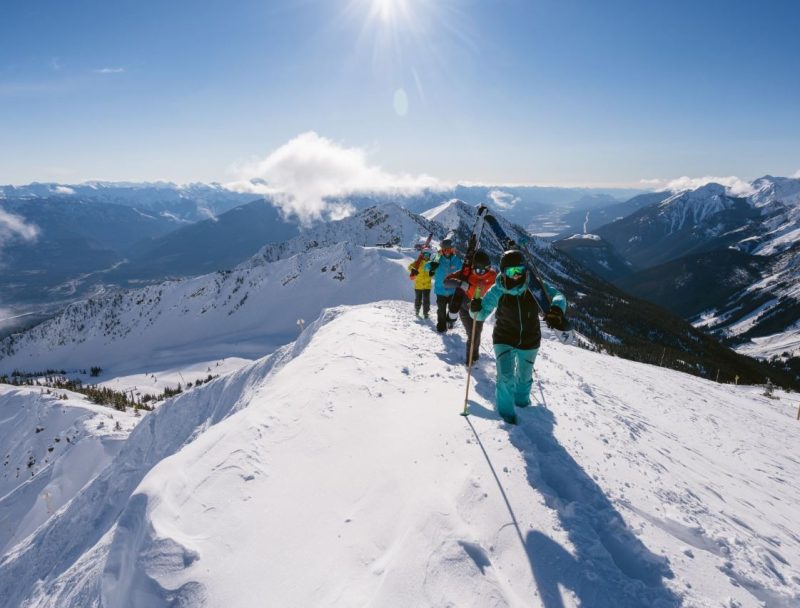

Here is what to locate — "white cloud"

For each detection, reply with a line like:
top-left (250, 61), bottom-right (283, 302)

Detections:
top-left (641, 175), bottom-right (756, 197)
top-left (227, 131), bottom-right (445, 225)
top-left (0, 209), bottom-right (39, 268)
top-left (197, 206), bottom-right (218, 223)
top-left (488, 189), bottom-right (519, 210)
top-left (0, 208), bottom-right (39, 245)
top-left (93, 67), bottom-right (125, 74)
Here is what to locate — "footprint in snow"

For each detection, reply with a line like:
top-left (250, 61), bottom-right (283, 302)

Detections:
top-left (458, 540), bottom-right (491, 574)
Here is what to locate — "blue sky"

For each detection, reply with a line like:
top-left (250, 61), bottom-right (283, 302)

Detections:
top-left (1, 0), bottom-right (798, 186)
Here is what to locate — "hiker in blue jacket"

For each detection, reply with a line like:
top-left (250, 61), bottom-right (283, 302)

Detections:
top-left (426, 238), bottom-right (463, 333)
top-left (469, 250), bottom-right (567, 424)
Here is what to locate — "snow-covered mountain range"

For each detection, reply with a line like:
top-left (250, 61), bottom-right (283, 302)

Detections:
top-left (0, 182), bottom-right (258, 223)
top-left (0, 197), bottom-right (178, 307)
top-left (1, 202), bottom-right (791, 390)
top-left (590, 176), bottom-right (800, 359)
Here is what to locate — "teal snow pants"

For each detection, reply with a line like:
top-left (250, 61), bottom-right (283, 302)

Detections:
top-left (493, 345), bottom-right (539, 419)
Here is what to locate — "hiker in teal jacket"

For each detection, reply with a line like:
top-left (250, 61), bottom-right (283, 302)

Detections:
top-left (470, 250), bottom-right (567, 424)
top-left (425, 238), bottom-right (463, 333)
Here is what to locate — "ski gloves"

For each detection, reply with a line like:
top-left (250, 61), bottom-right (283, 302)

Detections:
top-left (410, 267), bottom-right (419, 276)
top-left (472, 300), bottom-right (565, 329)
top-left (544, 306), bottom-right (565, 330)
top-left (428, 261), bottom-right (439, 276)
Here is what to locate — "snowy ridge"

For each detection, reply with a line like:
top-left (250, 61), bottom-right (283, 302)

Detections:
top-left (249, 203), bottom-right (441, 266)
top-left (750, 176), bottom-right (800, 209)
top-left (745, 177), bottom-right (800, 256)
top-left (0, 241), bottom-right (412, 374)
top-left (0, 308), bottom-right (337, 607)
top-left (657, 183), bottom-right (736, 234)
top-left (2, 301), bottom-right (799, 606)
top-left (423, 199), bottom-right (560, 272)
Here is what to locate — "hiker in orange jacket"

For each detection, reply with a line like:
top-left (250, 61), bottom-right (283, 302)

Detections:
top-left (444, 250), bottom-right (498, 363)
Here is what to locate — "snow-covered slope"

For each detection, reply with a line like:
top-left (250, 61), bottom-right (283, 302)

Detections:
top-left (0, 385), bottom-right (136, 555)
top-left (598, 177), bottom-right (800, 265)
top-left (1, 301), bottom-right (798, 607)
top-left (0, 242), bottom-right (412, 374)
top-left (597, 184), bottom-right (760, 269)
top-left (599, 176), bottom-right (800, 358)
top-left (250, 203), bottom-right (441, 265)
top-left (553, 233), bottom-right (634, 282)
top-left (747, 176), bottom-right (800, 255)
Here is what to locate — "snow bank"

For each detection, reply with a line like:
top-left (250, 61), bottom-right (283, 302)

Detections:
top-left (0, 386), bottom-right (136, 555)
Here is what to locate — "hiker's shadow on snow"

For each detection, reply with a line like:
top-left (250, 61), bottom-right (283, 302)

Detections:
top-left (513, 405), bottom-right (680, 608)
top-left (469, 363), bottom-right (499, 411)
top-left (435, 330), bottom-right (467, 367)
top-left (464, 400), bottom-right (495, 420)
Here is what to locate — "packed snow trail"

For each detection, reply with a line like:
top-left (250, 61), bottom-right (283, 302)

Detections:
top-left (1, 301), bottom-right (799, 606)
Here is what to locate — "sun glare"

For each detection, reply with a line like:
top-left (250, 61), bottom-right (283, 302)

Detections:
top-left (346, 0), bottom-right (472, 117)
top-left (371, 0), bottom-right (408, 24)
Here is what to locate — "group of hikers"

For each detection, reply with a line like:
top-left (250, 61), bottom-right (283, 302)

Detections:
top-left (408, 239), bottom-right (567, 425)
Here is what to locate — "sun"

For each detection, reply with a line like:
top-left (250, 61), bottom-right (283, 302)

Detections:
top-left (370, 0), bottom-right (410, 25)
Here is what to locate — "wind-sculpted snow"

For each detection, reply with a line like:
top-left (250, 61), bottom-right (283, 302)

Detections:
top-left (0, 387), bottom-right (136, 556)
top-left (3, 301), bottom-right (799, 606)
top-left (0, 308), bottom-right (340, 607)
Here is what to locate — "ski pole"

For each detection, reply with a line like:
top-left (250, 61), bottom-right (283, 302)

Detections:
top-left (461, 287), bottom-right (482, 417)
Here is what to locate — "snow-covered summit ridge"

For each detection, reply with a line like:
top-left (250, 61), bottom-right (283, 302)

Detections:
top-left (651, 176), bottom-right (800, 253)
top-left (2, 301), bottom-right (798, 607)
top-left (750, 175), bottom-right (800, 208)
top-left (248, 203), bottom-right (442, 266)
top-left (655, 183), bottom-right (741, 233)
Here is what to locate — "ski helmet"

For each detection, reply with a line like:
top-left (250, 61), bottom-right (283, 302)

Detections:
top-left (472, 250), bottom-right (491, 270)
top-left (440, 238), bottom-right (453, 249)
top-left (500, 250), bottom-right (525, 271)
top-left (500, 249), bottom-right (526, 287)
top-left (422, 249), bottom-right (432, 259)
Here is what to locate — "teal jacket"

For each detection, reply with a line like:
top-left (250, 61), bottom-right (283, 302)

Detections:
top-left (471, 274), bottom-right (566, 349)
top-left (425, 253), bottom-right (463, 297)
